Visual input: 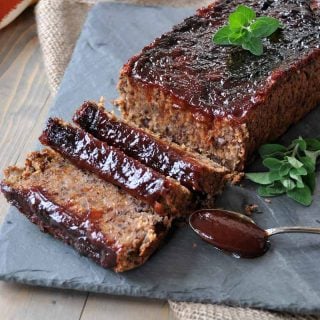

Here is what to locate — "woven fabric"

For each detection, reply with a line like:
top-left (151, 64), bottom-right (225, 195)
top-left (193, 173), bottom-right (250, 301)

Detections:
top-left (35, 1), bottom-right (317, 319)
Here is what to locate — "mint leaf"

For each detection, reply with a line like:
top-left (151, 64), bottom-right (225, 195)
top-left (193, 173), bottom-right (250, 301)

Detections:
top-left (242, 37), bottom-right (263, 56)
top-left (237, 5), bottom-right (256, 22)
top-left (250, 17), bottom-right (281, 38)
top-left (303, 172), bottom-right (316, 193)
top-left (305, 138), bottom-right (320, 151)
top-left (281, 179), bottom-right (295, 190)
top-left (245, 172), bottom-right (272, 185)
top-left (245, 137), bottom-right (319, 206)
top-left (213, 26), bottom-right (232, 45)
top-left (263, 157), bottom-right (283, 170)
top-left (229, 11), bottom-right (248, 31)
top-left (259, 144), bottom-right (287, 158)
top-left (286, 156), bottom-right (303, 169)
top-left (287, 186), bottom-right (312, 206)
top-left (228, 30), bottom-right (248, 45)
top-left (212, 5), bottom-right (281, 56)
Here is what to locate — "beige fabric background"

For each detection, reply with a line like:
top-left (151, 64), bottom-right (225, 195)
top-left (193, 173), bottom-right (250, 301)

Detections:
top-left (35, 1), bottom-right (319, 319)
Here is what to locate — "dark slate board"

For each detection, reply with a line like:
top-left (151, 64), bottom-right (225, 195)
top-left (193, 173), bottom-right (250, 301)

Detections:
top-left (1, 2), bottom-right (320, 314)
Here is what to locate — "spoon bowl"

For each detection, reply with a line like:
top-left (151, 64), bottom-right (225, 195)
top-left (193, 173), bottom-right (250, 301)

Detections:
top-left (189, 209), bottom-right (320, 258)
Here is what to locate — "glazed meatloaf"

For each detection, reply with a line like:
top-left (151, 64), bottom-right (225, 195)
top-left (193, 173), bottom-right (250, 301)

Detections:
top-left (39, 118), bottom-right (192, 216)
top-left (0, 149), bottom-right (171, 272)
top-left (73, 101), bottom-right (229, 194)
top-left (118, 0), bottom-right (320, 170)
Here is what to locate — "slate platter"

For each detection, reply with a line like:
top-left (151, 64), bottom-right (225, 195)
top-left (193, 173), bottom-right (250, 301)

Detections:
top-left (1, 2), bottom-right (320, 315)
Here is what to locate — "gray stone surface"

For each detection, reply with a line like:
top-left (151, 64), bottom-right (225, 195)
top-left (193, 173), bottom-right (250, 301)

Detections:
top-left (1, 2), bottom-right (320, 314)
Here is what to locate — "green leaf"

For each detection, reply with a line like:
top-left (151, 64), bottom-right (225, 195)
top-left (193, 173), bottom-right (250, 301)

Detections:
top-left (269, 170), bottom-right (282, 182)
top-left (245, 172), bottom-right (272, 185)
top-left (279, 163), bottom-right (291, 177)
top-left (281, 178), bottom-right (296, 190)
top-left (228, 5), bottom-right (255, 31)
top-left (237, 5), bottom-right (256, 22)
top-left (259, 144), bottom-right (287, 158)
top-left (290, 167), bottom-right (307, 176)
top-left (286, 156), bottom-right (303, 169)
top-left (289, 171), bottom-right (304, 187)
top-left (242, 37), bottom-right (263, 56)
top-left (303, 172), bottom-right (316, 193)
top-left (229, 11), bottom-right (248, 31)
top-left (250, 17), bottom-right (281, 38)
top-left (228, 30), bottom-right (248, 45)
top-left (213, 26), bottom-right (232, 45)
top-left (291, 137), bottom-right (307, 151)
top-left (300, 156), bottom-right (316, 173)
top-left (304, 150), bottom-right (320, 163)
top-left (287, 186), bottom-right (312, 206)
top-left (305, 138), bottom-right (320, 151)
top-left (258, 186), bottom-right (277, 197)
top-left (258, 184), bottom-right (286, 197)
top-left (263, 157), bottom-right (283, 170)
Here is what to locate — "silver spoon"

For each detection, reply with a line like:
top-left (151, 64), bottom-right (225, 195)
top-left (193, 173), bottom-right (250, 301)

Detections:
top-left (189, 209), bottom-right (320, 258)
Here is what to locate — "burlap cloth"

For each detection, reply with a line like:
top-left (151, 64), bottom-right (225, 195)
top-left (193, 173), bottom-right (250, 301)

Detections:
top-left (35, 1), bottom-right (318, 319)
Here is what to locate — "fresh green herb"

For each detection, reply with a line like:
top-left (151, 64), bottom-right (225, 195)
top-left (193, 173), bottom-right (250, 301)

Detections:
top-left (212, 5), bottom-right (281, 56)
top-left (245, 137), bottom-right (320, 206)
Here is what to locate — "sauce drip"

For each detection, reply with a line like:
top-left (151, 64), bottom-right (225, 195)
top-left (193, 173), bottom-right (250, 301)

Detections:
top-left (189, 209), bottom-right (269, 258)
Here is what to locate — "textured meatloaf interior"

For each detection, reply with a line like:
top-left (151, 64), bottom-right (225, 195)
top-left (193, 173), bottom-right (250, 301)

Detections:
top-left (74, 101), bottom-right (229, 194)
top-left (1, 149), bottom-right (171, 272)
top-left (40, 118), bottom-right (193, 217)
top-left (118, 0), bottom-right (320, 170)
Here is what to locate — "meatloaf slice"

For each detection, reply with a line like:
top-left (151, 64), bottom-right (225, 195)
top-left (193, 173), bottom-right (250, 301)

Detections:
top-left (39, 118), bottom-right (192, 217)
top-left (117, 0), bottom-right (320, 170)
top-left (73, 101), bottom-right (229, 194)
top-left (0, 149), bottom-right (171, 272)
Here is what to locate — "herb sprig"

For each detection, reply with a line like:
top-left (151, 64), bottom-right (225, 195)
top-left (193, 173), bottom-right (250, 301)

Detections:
top-left (246, 137), bottom-right (320, 206)
top-left (213, 5), bottom-right (281, 56)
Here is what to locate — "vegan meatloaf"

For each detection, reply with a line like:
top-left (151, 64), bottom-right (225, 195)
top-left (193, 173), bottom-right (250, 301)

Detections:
top-left (73, 101), bottom-right (229, 194)
top-left (117, 0), bottom-right (320, 170)
top-left (39, 118), bottom-right (192, 216)
top-left (0, 149), bottom-right (171, 272)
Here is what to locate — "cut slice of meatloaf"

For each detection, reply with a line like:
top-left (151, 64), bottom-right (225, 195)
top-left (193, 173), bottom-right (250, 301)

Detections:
top-left (0, 149), bottom-right (171, 272)
top-left (39, 118), bottom-right (192, 217)
top-left (117, 0), bottom-right (320, 170)
top-left (73, 101), bottom-right (229, 194)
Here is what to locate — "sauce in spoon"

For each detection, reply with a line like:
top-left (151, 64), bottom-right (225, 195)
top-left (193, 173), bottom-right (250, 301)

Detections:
top-left (189, 209), bottom-right (269, 258)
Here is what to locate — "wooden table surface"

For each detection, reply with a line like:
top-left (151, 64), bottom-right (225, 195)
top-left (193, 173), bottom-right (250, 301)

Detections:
top-left (0, 7), bottom-right (176, 320)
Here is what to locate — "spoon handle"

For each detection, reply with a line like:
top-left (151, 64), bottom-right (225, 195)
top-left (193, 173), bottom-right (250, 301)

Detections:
top-left (266, 226), bottom-right (320, 236)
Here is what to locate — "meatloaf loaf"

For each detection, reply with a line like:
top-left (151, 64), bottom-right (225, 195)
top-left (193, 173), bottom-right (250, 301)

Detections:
top-left (73, 101), bottom-right (229, 194)
top-left (0, 149), bottom-right (171, 272)
top-left (117, 0), bottom-right (320, 170)
top-left (39, 118), bottom-right (192, 216)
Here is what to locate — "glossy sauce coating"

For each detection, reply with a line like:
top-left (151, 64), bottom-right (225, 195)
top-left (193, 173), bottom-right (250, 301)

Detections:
top-left (74, 102), bottom-right (214, 192)
top-left (39, 118), bottom-right (185, 215)
top-left (189, 209), bottom-right (269, 258)
top-left (1, 184), bottom-right (117, 268)
top-left (126, 0), bottom-right (320, 121)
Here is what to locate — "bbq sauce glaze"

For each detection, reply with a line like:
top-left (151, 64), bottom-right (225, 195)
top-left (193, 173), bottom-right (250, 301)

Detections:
top-left (1, 184), bottom-right (118, 268)
top-left (127, 0), bottom-right (320, 121)
top-left (73, 102), bottom-right (217, 193)
top-left (39, 118), bottom-right (181, 215)
top-left (189, 209), bottom-right (269, 258)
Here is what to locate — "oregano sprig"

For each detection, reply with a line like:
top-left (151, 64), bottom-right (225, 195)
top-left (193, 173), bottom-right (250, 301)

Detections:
top-left (213, 5), bottom-right (281, 56)
top-left (246, 137), bottom-right (320, 206)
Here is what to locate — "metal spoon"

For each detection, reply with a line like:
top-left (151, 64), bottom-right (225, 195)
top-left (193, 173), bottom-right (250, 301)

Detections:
top-left (189, 209), bottom-right (320, 258)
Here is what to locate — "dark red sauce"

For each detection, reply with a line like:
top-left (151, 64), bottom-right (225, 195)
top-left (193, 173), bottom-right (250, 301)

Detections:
top-left (189, 209), bottom-right (269, 258)
top-left (73, 102), bottom-right (210, 192)
top-left (39, 118), bottom-right (173, 213)
top-left (0, 184), bottom-right (117, 268)
top-left (127, 0), bottom-right (320, 121)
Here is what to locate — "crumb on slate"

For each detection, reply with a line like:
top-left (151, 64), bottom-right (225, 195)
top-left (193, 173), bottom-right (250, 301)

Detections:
top-left (244, 204), bottom-right (259, 216)
top-left (265, 199), bottom-right (272, 203)
top-left (192, 243), bottom-right (197, 249)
